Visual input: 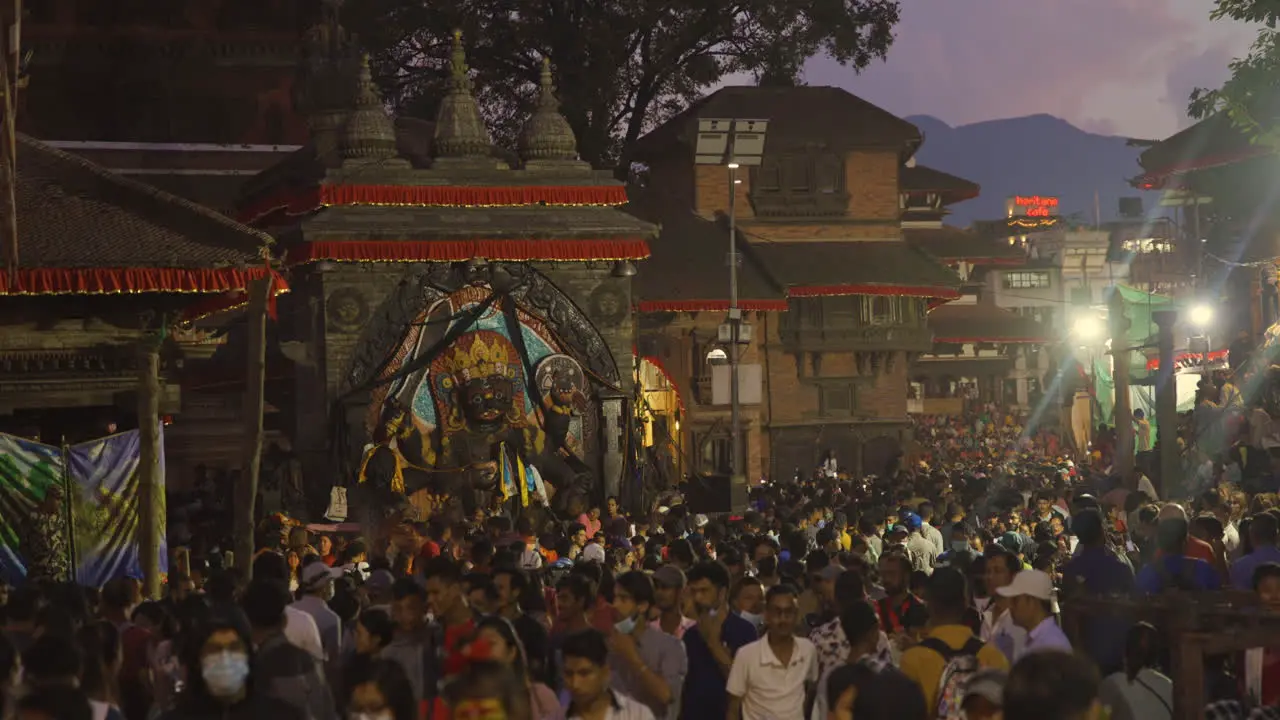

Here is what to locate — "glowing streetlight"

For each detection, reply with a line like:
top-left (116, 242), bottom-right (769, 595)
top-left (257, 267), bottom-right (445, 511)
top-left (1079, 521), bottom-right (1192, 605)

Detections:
top-left (1073, 315), bottom-right (1104, 342)
top-left (1189, 304), bottom-right (1213, 328)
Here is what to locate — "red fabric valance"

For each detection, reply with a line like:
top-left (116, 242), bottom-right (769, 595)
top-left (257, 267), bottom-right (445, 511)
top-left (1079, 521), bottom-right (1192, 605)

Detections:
top-left (789, 284), bottom-right (961, 299)
top-left (239, 184), bottom-right (630, 225)
top-left (293, 239), bottom-right (650, 263)
top-left (0, 266), bottom-right (281, 296)
top-left (179, 268), bottom-right (291, 323)
top-left (635, 299), bottom-right (789, 313)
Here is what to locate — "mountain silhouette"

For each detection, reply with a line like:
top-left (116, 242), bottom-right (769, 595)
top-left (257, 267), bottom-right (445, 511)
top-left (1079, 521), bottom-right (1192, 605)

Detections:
top-left (905, 113), bottom-right (1161, 226)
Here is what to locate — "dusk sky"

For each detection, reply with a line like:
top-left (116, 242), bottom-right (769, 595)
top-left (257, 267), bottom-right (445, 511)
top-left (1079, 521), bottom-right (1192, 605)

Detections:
top-left (800, 0), bottom-right (1260, 140)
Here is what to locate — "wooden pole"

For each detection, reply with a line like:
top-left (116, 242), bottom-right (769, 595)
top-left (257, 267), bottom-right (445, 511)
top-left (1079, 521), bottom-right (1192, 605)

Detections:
top-left (1153, 310), bottom-right (1181, 497)
top-left (0, 2), bottom-right (19, 282)
top-left (136, 337), bottom-right (162, 600)
top-left (234, 278), bottom-right (271, 578)
top-left (1110, 288), bottom-right (1134, 475)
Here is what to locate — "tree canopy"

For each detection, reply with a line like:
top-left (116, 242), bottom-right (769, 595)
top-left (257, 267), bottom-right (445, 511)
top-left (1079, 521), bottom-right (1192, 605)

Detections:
top-left (347, 0), bottom-right (901, 174)
top-left (1189, 0), bottom-right (1280, 145)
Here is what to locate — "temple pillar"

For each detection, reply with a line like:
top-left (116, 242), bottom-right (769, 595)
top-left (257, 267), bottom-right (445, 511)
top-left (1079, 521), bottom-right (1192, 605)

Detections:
top-left (600, 394), bottom-right (625, 501)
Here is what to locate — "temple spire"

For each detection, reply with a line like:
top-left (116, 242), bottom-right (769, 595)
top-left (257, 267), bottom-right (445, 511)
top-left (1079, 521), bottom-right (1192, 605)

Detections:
top-left (341, 54), bottom-right (399, 164)
top-left (432, 30), bottom-right (492, 159)
top-left (519, 57), bottom-right (579, 164)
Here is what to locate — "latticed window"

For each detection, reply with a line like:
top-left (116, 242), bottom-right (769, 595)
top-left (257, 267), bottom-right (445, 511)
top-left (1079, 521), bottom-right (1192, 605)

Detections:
top-left (1003, 271), bottom-right (1052, 289)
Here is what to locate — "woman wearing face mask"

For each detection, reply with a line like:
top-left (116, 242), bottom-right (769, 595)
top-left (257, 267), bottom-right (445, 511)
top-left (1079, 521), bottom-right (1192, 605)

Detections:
top-left (347, 659), bottom-right (418, 720)
top-left (470, 617), bottom-right (563, 720)
top-left (159, 615), bottom-right (304, 720)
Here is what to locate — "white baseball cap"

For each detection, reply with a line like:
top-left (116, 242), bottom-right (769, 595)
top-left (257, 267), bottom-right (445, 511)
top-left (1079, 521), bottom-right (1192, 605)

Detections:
top-left (995, 569), bottom-right (1054, 601)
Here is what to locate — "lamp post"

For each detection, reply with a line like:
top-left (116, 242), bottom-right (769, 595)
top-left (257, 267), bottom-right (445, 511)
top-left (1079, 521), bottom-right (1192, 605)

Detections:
top-left (695, 118), bottom-right (768, 483)
top-left (1073, 314), bottom-right (1104, 456)
top-left (1189, 303), bottom-right (1213, 378)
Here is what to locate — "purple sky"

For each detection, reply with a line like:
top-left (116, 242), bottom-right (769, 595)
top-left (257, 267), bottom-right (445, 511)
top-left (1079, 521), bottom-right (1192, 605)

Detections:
top-left (799, 0), bottom-right (1258, 139)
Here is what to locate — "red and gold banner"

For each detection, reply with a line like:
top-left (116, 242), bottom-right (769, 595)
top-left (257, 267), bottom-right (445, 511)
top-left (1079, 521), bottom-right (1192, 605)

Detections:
top-left (292, 238), bottom-right (650, 264)
top-left (239, 184), bottom-right (630, 226)
top-left (788, 284), bottom-right (961, 299)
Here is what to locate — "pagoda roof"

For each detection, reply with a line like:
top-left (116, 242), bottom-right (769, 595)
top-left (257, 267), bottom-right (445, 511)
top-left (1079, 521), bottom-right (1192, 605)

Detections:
top-left (1133, 102), bottom-right (1278, 190)
top-left (900, 165), bottom-right (980, 203)
top-left (240, 119), bottom-right (655, 263)
top-left (624, 191), bottom-right (786, 313)
top-left (905, 225), bottom-right (1025, 265)
top-left (749, 240), bottom-right (962, 299)
top-left (928, 303), bottom-right (1048, 344)
top-left (631, 86), bottom-right (922, 162)
top-left (4, 134), bottom-right (279, 297)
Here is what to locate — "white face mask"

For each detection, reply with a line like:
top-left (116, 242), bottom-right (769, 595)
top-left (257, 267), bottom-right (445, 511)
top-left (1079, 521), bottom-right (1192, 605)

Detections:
top-left (738, 610), bottom-right (763, 627)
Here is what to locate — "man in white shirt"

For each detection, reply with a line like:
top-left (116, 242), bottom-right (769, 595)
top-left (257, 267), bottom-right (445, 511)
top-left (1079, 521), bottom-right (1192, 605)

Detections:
top-left (253, 551), bottom-right (325, 661)
top-left (727, 585), bottom-right (818, 720)
top-left (997, 569), bottom-right (1071, 659)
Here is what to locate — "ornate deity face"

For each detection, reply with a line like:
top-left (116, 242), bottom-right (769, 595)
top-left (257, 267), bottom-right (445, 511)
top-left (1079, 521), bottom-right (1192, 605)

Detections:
top-left (462, 374), bottom-right (515, 430)
top-left (552, 377), bottom-right (577, 406)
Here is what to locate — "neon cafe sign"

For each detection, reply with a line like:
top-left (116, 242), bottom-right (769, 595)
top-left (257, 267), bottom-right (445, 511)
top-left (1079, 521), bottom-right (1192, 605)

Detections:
top-left (1014, 195), bottom-right (1059, 218)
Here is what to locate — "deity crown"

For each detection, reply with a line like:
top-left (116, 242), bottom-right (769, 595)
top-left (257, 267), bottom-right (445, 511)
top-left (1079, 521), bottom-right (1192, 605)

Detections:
top-left (447, 334), bottom-right (513, 383)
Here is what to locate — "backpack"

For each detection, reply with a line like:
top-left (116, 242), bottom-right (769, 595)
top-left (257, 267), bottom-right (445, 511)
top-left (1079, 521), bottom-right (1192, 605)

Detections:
top-left (919, 636), bottom-right (986, 720)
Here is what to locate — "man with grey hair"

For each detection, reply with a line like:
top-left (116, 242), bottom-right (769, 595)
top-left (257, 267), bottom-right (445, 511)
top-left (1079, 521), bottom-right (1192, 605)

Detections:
top-left (1134, 504), bottom-right (1221, 593)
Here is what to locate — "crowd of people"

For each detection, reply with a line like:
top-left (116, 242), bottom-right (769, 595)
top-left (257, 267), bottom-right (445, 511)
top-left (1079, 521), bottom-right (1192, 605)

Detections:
top-left (16, 382), bottom-right (1280, 720)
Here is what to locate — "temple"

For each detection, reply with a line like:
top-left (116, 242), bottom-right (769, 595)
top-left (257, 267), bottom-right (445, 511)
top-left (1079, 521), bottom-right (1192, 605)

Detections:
top-left (227, 23), bottom-right (656, 521)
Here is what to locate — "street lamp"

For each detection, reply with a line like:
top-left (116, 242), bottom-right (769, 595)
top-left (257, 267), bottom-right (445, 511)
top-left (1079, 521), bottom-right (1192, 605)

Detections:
top-left (695, 118), bottom-right (768, 484)
top-left (1189, 303), bottom-right (1213, 376)
top-left (1072, 313), bottom-right (1104, 457)
top-left (1072, 315), bottom-right (1104, 343)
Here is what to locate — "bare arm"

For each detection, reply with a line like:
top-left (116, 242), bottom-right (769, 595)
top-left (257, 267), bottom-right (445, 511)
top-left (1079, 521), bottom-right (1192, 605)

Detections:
top-left (727, 695), bottom-right (742, 720)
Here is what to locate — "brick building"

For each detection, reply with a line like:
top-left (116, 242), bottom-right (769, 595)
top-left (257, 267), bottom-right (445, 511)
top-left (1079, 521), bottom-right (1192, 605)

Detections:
top-left (899, 161), bottom-right (1048, 411)
top-left (629, 87), bottom-right (962, 481)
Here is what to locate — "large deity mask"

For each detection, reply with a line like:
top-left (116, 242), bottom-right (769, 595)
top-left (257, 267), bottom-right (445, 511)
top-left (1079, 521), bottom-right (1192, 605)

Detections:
top-left (434, 330), bottom-right (528, 438)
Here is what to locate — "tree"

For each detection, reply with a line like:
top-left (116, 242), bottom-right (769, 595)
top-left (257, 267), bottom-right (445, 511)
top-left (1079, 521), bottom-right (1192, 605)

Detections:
top-left (1189, 1), bottom-right (1280, 146)
top-left (347, 0), bottom-right (901, 174)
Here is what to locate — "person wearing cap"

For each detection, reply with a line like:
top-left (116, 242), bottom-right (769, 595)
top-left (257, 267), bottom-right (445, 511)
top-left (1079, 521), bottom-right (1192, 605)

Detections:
top-left (649, 566), bottom-right (695, 639)
top-left (961, 669), bottom-right (1006, 720)
top-left (997, 569), bottom-right (1071, 658)
top-left (292, 559), bottom-right (345, 683)
top-left (901, 512), bottom-right (938, 575)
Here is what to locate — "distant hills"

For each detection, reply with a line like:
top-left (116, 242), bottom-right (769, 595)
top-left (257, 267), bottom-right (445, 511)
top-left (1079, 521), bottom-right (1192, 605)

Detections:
top-left (905, 113), bottom-right (1163, 226)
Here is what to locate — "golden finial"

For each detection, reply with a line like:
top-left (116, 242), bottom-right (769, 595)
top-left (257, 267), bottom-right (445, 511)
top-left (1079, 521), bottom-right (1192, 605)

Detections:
top-left (450, 29), bottom-right (468, 87)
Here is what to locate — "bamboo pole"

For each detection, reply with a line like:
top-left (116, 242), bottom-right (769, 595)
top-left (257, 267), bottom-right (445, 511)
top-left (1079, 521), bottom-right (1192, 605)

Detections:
top-left (234, 278), bottom-right (271, 578)
top-left (136, 337), bottom-right (162, 599)
top-left (0, 2), bottom-right (19, 282)
top-left (1110, 288), bottom-right (1134, 475)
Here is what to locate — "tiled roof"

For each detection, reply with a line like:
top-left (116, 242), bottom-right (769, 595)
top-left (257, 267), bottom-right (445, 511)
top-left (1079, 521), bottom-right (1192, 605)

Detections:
top-left (14, 134), bottom-right (271, 269)
top-left (748, 240), bottom-right (961, 296)
top-left (624, 192), bottom-right (785, 311)
top-left (928, 303), bottom-right (1047, 343)
top-left (900, 165), bottom-right (979, 200)
top-left (631, 86), bottom-right (921, 161)
top-left (906, 226), bottom-right (1025, 264)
